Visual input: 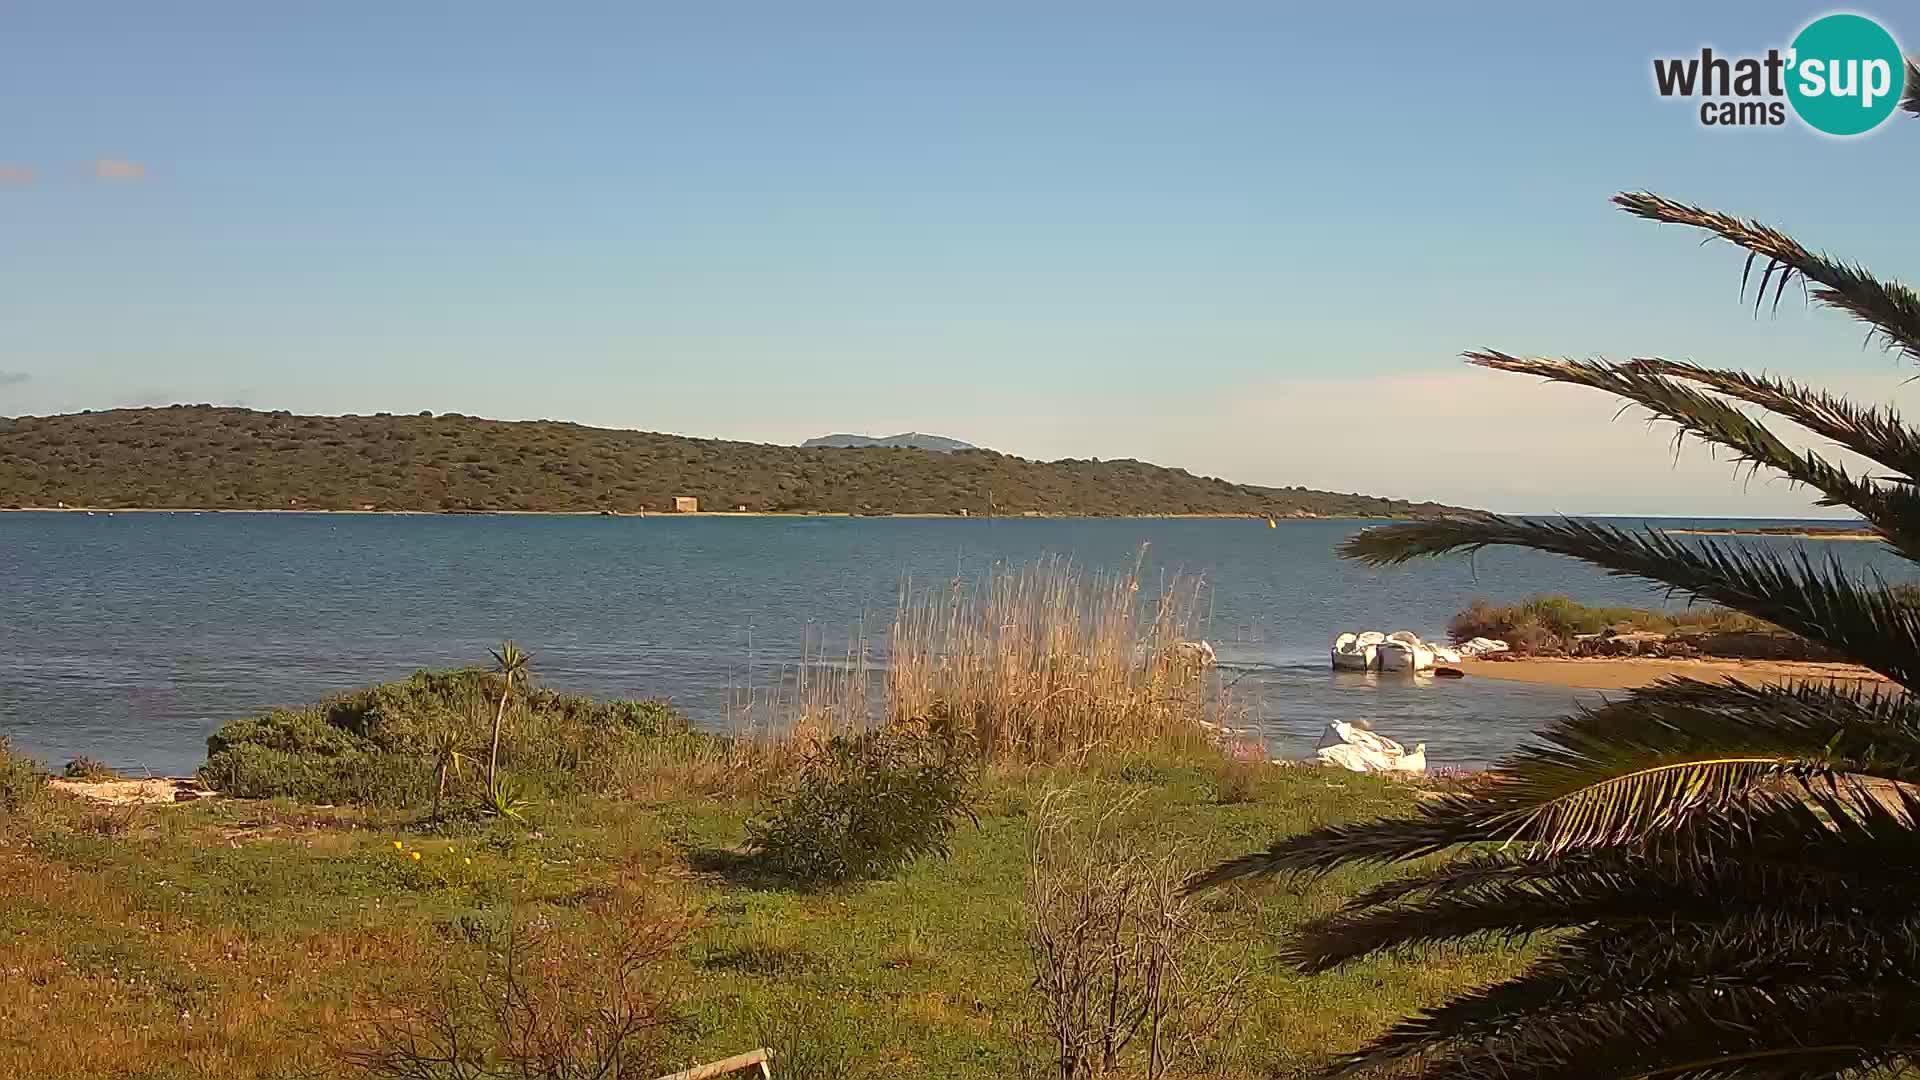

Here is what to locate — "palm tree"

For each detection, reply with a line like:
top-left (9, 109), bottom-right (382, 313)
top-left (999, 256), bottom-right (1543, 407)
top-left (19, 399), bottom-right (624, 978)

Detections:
top-left (486, 640), bottom-right (530, 790)
top-left (1192, 105), bottom-right (1920, 1077)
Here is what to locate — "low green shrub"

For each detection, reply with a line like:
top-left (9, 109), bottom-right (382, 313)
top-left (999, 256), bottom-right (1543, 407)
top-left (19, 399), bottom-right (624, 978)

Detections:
top-left (1449, 594), bottom-right (1778, 655)
top-left (199, 740), bottom-right (434, 805)
top-left (199, 668), bottom-right (698, 807)
top-left (0, 738), bottom-right (46, 816)
top-left (747, 725), bottom-right (979, 886)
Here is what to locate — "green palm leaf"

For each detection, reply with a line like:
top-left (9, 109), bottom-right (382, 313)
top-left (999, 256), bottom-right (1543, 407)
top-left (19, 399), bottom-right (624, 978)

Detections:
top-left (1624, 357), bottom-right (1920, 485)
top-left (1328, 932), bottom-right (1920, 1079)
top-left (1187, 680), bottom-right (1920, 888)
top-left (1613, 192), bottom-right (1920, 365)
top-left (1373, 984), bottom-right (1920, 1080)
top-left (1465, 350), bottom-right (1920, 558)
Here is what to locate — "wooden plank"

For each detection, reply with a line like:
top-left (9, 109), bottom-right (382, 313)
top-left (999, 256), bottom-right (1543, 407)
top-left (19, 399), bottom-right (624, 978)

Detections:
top-left (651, 1048), bottom-right (773, 1080)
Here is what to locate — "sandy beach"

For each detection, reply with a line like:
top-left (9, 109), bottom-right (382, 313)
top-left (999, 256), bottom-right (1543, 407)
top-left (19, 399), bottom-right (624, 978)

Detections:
top-left (1457, 655), bottom-right (1887, 691)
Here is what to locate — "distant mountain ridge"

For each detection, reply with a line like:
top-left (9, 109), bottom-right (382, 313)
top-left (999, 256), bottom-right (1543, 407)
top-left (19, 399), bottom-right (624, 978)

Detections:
top-left (0, 405), bottom-right (1471, 518)
top-left (802, 432), bottom-right (976, 452)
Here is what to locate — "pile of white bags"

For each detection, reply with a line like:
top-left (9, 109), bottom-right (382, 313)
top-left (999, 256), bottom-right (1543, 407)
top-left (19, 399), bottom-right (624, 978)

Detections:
top-left (1333, 630), bottom-right (1459, 672)
top-left (1456, 637), bottom-right (1511, 658)
top-left (1315, 720), bottom-right (1427, 776)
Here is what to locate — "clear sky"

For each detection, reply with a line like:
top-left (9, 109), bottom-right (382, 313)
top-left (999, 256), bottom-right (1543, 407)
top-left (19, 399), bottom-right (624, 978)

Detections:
top-left (2, 1), bottom-right (1914, 516)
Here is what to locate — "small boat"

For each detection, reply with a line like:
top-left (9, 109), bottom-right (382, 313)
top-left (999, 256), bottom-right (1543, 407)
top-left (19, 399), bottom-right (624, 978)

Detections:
top-left (1332, 631), bottom-right (1386, 671)
top-left (1377, 631), bottom-right (1436, 672)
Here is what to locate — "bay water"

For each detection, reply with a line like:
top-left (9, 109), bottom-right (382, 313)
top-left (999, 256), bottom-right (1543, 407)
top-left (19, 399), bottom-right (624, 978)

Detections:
top-left (3, 512), bottom-right (1904, 775)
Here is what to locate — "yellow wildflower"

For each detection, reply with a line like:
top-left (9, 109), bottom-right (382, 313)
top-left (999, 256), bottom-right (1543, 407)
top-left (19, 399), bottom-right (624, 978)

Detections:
top-left (464, 858), bottom-right (472, 866)
top-left (410, 851), bottom-right (421, 861)
top-left (393, 841), bottom-right (403, 851)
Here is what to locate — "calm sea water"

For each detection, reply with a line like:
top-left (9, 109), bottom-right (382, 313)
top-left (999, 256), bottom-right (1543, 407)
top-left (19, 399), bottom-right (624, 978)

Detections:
top-left (2, 513), bottom-right (1908, 775)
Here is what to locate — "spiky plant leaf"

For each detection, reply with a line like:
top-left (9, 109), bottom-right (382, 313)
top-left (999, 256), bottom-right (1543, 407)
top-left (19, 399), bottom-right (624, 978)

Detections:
top-left (1371, 984), bottom-right (1920, 1080)
top-left (1624, 357), bottom-right (1920, 485)
top-left (1288, 798), bottom-right (1920, 973)
top-left (1187, 679), bottom-right (1920, 886)
top-left (1325, 929), bottom-right (1920, 1078)
top-left (1465, 351), bottom-right (1920, 557)
top-left (1613, 192), bottom-right (1920, 365)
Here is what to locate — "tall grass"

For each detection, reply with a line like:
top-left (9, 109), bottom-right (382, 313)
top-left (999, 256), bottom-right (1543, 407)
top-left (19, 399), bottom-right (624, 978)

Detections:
top-left (730, 552), bottom-right (1225, 764)
top-left (0, 737), bottom-right (45, 816)
top-left (889, 553), bottom-right (1219, 762)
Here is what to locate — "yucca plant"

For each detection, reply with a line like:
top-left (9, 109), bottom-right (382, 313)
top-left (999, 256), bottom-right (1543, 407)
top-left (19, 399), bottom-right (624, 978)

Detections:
top-left (425, 718), bottom-right (467, 825)
top-left (1192, 93), bottom-right (1920, 1079)
top-left (485, 640), bottom-right (530, 789)
top-left (483, 771), bottom-right (529, 822)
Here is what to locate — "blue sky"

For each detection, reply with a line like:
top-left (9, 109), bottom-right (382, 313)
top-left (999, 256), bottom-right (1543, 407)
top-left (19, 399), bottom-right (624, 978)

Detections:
top-left (1, 1), bottom-right (1914, 515)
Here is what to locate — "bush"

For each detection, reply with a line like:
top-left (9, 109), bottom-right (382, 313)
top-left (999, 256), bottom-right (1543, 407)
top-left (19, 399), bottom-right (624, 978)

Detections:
top-left (747, 725), bottom-right (978, 885)
top-left (0, 738), bottom-right (46, 816)
top-left (199, 668), bottom-right (699, 806)
top-left (338, 897), bottom-right (696, 1078)
top-left (1022, 789), bottom-right (1248, 1079)
top-left (62, 755), bottom-right (119, 781)
top-left (200, 740), bottom-right (435, 806)
top-left (1449, 594), bottom-right (1779, 655)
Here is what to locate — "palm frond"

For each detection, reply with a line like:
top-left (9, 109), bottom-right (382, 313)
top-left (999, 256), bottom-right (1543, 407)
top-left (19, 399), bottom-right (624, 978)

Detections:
top-left (1347, 782), bottom-right (1920, 916)
top-left (1346, 983), bottom-right (1920, 1080)
top-left (1624, 357), bottom-right (1920, 485)
top-left (1286, 845), bottom-right (1920, 974)
top-left (1325, 930), bottom-right (1920, 1078)
top-left (1295, 787), bottom-right (1920, 973)
top-left (1484, 680), bottom-right (1920, 849)
top-left (1905, 58), bottom-right (1920, 117)
top-left (1613, 191), bottom-right (1920, 365)
top-left (1179, 801), bottom-right (1487, 891)
top-left (1342, 516), bottom-right (1920, 686)
top-left (1188, 681), bottom-right (1920, 890)
top-left (1468, 351), bottom-right (1920, 556)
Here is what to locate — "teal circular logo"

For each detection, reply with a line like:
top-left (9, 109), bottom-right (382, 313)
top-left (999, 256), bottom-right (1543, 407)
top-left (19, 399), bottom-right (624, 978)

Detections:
top-left (1786, 13), bottom-right (1905, 136)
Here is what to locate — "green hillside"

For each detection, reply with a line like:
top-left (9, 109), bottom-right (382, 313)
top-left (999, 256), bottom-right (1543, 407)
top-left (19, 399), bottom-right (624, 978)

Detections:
top-left (0, 406), bottom-right (1466, 517)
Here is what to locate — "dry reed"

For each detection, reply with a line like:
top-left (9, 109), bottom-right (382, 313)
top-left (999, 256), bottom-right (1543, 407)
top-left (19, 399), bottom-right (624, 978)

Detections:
top-left (726, 550), bottom-right (1226, 764)
top-left (888, 553), bottom-right (1217, 761)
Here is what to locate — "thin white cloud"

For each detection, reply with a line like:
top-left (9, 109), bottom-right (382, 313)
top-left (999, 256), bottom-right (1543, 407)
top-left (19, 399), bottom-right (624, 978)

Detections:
top-left (93, 158), bottom-right (145, 181)
top-left (0, 371), bottom-right (28, 386)
top-left (0, 164), bottom-right (34, 186)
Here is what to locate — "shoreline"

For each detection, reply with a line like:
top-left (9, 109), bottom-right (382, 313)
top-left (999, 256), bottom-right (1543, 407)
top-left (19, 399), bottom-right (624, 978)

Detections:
top-left (0, 506), bottom-right (1369, 520)
top-left (1662, 528), bottom-right (1879, 540)
top-left (1457, 655), bottom-right (1885, 691)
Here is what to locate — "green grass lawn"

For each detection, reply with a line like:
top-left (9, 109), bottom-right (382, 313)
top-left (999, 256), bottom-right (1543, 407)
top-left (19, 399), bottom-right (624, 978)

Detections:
top-left (0, 753), bottom-right (1531, 1079)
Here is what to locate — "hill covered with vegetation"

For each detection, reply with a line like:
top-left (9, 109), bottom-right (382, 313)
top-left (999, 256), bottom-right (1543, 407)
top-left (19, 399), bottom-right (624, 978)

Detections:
top-left (0, 405), bottom-right (1465, 517)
